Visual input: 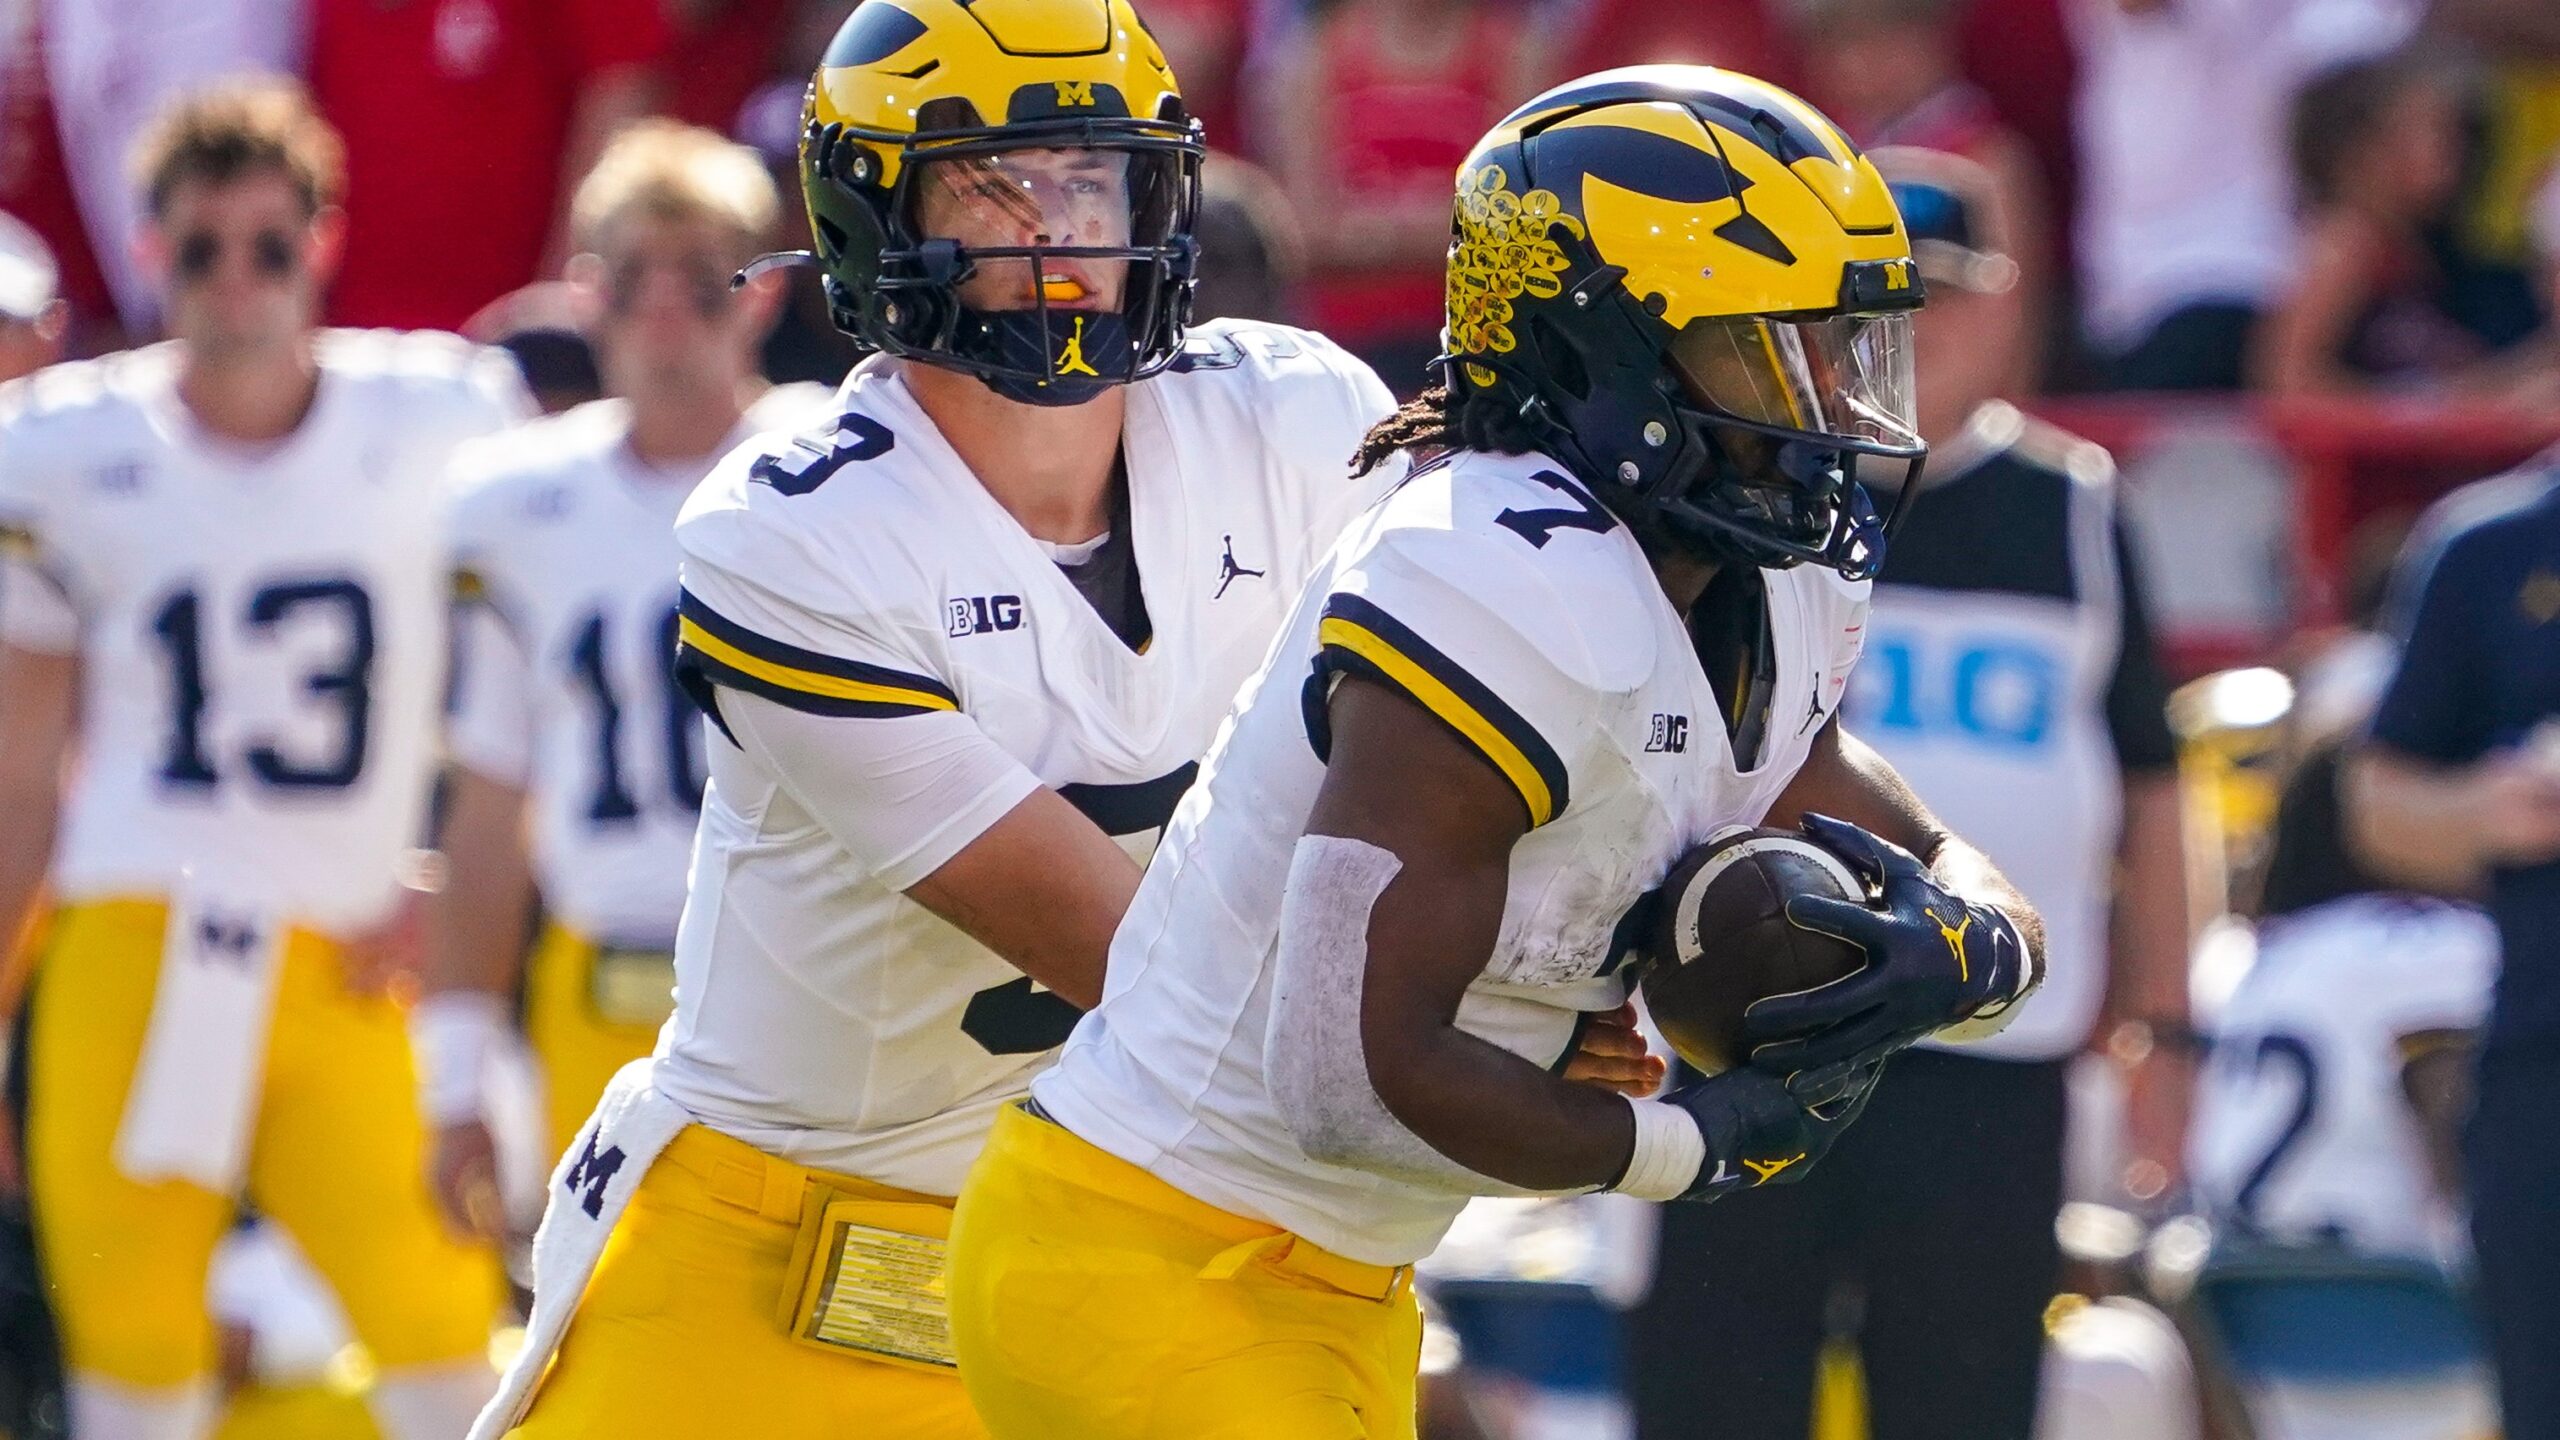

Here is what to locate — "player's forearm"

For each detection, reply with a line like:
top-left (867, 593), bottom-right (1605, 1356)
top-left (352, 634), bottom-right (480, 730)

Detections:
top-left (427, 768), bottom-right (538, 1000)
top-left (2343, 750), bottom-right (2494, 894)
top-left (1363, 1021), bottom-right (1637, 1192)
top-left (0, 793), bottom-right (57, 981)
top-left (2108, 774), bottom-right (2193, 1025)
top-left (906, 787), bottom-right (1139, 1011)
top-left (0, 645), bottom-right (75, 984)
top-left (1918, 833), bottom-right (2047, 980)
top-left (1774, 722), bottom-right (2046, 974)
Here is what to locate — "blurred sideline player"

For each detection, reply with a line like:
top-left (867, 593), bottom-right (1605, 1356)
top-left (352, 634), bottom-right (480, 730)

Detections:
top-left (1632, 148), bottom-right (2190, 1440)
top-left (419, 120), bottom-right (833, 1243)
top-left (465, 5), bottom-right (1648, 1436)
top-left (0, 209), bottom-right (66, 1006)
top-left (2346, 435), bottom-right (2560, 1440)
top-left (0, 202), bottom-right (67, 1440)
top-left (947, 68), bottom-right (2045, 1440)
top-left (2183, 721), bottom-right (2497, 1437)
top-left (0, 84), bottom-right (527, 1440)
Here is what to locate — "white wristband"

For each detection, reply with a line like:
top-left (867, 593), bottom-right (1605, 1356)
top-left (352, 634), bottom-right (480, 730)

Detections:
top-left (410, 991), bottom-right (509, 1126)
top-left (1613, 1096), bottom-right (1708, 1202)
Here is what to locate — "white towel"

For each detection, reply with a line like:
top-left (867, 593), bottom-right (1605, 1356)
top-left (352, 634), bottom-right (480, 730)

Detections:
top-left (470, 1059), bottom-right (691, 1440)
top-left (113, 873), bottom-right (287, 1192)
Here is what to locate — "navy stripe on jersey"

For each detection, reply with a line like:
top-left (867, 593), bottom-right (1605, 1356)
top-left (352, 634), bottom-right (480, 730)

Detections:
top-left (1060, 762), bottom-right (1199, 836)
top-left (1301, 592), bottom-right (1570, 828)
top-left (674, 588), bottom-right (956, 718)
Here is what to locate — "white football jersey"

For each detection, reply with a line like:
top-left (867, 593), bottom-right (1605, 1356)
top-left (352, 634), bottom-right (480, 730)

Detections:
top-left (2188, 895), bottom-right (2495, 1258)
top-left (445, 385), bottom-right (834, 944)
top-left (652, 319), bottom-right (1395, 1194)
top-left (1034, 446), bottom-right (1875, 1266)
top-left (0, 332), bottom-right (528, 930)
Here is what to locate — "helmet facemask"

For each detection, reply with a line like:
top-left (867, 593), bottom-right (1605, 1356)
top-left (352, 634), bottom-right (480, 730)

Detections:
top-left (807, 99), bottom-right (1201, 406)
top-left (1652, 312), bottom-right (1925, 580)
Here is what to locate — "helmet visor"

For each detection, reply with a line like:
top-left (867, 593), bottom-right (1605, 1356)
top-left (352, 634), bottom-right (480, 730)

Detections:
top-left (910, 147), bottom-right (1140, 309)
top-left (1667, 312), bottom-right (1920, 453)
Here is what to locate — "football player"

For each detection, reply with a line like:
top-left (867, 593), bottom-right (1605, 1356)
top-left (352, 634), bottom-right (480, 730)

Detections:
top-left (469, 4), bottom-right (1657, 1437)
top-left (0, 83), bottom-right (527, 1440)
top-left (418, 121), bottom-right (834, 1241)
top-left (945, 67), bottom-right (2048, 1439)
top-left (2187, 743), bottom-right (2498, 1440)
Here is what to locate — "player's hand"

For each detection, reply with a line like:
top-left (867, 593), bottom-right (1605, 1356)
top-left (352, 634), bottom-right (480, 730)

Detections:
top-left (2468, 750), bottom-right (2560, 867)
top-left (428, 1118), bottom-right (507, 1244)
top-left (2111, 1024), bottom-right (2194, 1205)
top-left (1558, 1001), bottom-right (1668, 1097)
top-left (1741, 814), bottom-right (2037, 1077)
top-left (340, 885), bottom-right (429, 1000)
top-left (1662, 1060), bottom-right (1878, 1202)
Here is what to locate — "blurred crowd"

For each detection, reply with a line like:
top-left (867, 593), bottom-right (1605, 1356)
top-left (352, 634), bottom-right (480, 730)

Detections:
top-left (4, 0), bottom-right (2560, 403)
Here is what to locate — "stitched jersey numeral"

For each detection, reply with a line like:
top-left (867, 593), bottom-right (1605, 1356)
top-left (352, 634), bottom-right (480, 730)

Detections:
top-left (1495, 469), bottom-right (1616, 548)
top-left (749, 413), bottom-right (896, 496)
top-left (149, 576), bottom-right (376, 792)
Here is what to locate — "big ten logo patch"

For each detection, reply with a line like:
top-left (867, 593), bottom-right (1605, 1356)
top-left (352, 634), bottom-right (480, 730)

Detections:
top-left (948, 595), bottom-right (1026, 638)
top-left (1647, 713), bottom-right (1690, 754)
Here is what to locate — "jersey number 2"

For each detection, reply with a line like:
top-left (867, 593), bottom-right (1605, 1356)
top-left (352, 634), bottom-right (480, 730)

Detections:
top-left (151, 577), bottom-right (375, 792)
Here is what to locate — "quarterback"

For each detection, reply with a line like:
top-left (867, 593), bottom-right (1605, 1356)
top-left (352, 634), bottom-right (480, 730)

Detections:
top-left (947, 68), bottom-right (2048, 1439)
top-left (0, 85), bottom-right (526, 1440)
top-left (419, 121), bottom-right (832, 1238)
top-left (468, 4), bottom-right (1656, 1437)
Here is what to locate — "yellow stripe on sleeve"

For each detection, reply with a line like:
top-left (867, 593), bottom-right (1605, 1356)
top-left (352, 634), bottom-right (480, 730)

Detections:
top-left (676, 616), bottom-right (957, 713)
top-left (1317, 615), bottom-right (1557, 827)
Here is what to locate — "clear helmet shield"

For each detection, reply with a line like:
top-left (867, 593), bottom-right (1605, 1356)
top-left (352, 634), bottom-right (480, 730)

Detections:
top-left (1663, 312), bottom-right (1924, 577)
top-left (909, 146), bottom-right (1139, 311)
top-left (1667, 312), bottom-right (1919, 452)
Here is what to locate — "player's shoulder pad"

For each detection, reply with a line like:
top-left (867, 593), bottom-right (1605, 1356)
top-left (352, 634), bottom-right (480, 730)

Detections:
top-left (675, 402), bottom-right (948, 651)
top-left (0, 348), bottom-right (167, 489)
top-left (445, 399), bottom-right (629, 539)
top-left (1949, 403), bottom-right (2114, 508)
top-left (744, 380), bottom-right (839, 434)
top-left (1343, 447), bottom-right (1659, 697)
top-left (2417, 464), bottom-right (2560, 567)
top-left (1152, 318), bottom-right (1395, 450)
top-left (1994, 404), bottom-right (2117, 491)
top-left (318, 327), bottom-right (529, 426)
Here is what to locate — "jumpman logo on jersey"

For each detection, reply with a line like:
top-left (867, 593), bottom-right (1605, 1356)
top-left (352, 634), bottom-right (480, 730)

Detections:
top-left (1214, 535), bottom-right (1264, 599)
top-left (1056, 316), bottom-right (1100, 378)
top-left (1743, 1152), bottom-right (1806, 1184)
top-left (1926, 906), bottom-right (1973, 982)
top-left (1799, 667), bottom-right (1829, 737)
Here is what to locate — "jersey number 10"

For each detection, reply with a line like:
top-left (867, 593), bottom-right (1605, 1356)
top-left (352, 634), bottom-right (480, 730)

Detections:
top-left (569, 606), bottom-right (705, 824)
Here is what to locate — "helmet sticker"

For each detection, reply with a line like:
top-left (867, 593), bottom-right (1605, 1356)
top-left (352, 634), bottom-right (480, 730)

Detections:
top-left (1447, 164), bottom-right (1581, 388)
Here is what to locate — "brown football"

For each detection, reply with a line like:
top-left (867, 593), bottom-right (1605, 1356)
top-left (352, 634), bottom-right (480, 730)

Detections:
top-left (1640, 826), bottom-right (1871, 1074)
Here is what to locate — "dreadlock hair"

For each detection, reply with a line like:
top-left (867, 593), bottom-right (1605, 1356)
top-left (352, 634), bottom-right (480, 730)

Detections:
top-left (1351, 372), bottom-right (1554, 478)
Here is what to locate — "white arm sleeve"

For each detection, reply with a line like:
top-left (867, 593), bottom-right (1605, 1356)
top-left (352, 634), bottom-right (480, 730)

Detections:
top-left (446, 601), bottom-right (534, 786)
top-left (0, 553), bottom-right (78, 654)
top-left (716, 687), bottom-right (1045, 892)
top-left (1266, 833), bottom-right (1571, 1199)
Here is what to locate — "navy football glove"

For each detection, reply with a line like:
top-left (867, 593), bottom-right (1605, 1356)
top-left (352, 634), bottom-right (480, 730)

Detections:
top-left (1741, 813), bottom-right (2040, 1083)
top-left (1663, 1059), bottom-right (1881, 1202)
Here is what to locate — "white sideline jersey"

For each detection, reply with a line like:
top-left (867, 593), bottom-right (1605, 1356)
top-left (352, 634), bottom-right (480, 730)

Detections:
top-left (0, 332), bottom-right (527, 930)
top-left (1034, 446), bottom-right (1876, 1266)
top-left (445, 385), bottom-right (833, 943)
top-left (2188, 895), bottom-right (2495, 1258)
top-left (654, 320), bottom-right (1395, 1194)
